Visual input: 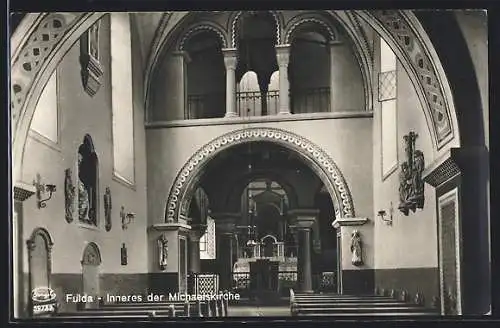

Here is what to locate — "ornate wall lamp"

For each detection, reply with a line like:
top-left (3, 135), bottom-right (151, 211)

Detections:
top-left (33, 173), bottom-right (57, 209)
top-left (377, 202), bottom-right (394, 226)
top-left (120, 206), bottom-right (136, 230)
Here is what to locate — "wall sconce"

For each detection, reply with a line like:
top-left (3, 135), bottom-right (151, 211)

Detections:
top-left (377, 202), bottom-right (394, 226)
top-left (33, 173), bottom-right (56, 209)
top-left (121, 206), bottom-right (136, 230)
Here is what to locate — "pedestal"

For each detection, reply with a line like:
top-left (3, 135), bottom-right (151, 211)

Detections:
top-left (147, 223), bottom-right (191, 295)
top-left (332, 217), bottom-right (372, 295)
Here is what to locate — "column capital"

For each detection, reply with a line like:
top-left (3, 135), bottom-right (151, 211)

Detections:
top-left (14, 181), bottom-right (36, 202)
top-left (288, 209), bottom-right (320, 220)
top-left (222, 48), bottom-right (238, 70)
top-left (211, 212), bottom-right (238, 234)
top-left (189, 224), bottom-right (207, 241)
top-left (276, 44), bottom-right (291, 66)
top-left (172, 50), bottom-right (192, 64)
top-left (332, 217), bottom-right (369, 229)
top-left (423, 146), bottom-right (488, 188)
top-left (328, 40), bottom-right (343, 47)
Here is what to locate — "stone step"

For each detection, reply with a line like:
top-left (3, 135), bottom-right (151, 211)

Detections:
top-left (294, 307), bottom-right (438, 313)
top-left (294, 302), bottom-right (422, 307)
top-left (68, 309), bottom-right (180, 314)
top-left (295, 312), bottom-right (439, 317)
top-left (294, 295), bottom-right (393, 299)
top-left (294, 298), bottom-right (400, 303)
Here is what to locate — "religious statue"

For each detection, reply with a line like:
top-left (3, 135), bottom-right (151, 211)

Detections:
top-left (158, 234), bottom-right (169, 270)
top-left (121, 243), bottom-right (127, 266)
top-left (398, 132), bottom-right (425, 215)
top-left (88, 22), bottom-right (100, 60)
top-left (104, 187), bottom-right (112, 232)
top-left (77, 153), bottom-right (90, 222)
top-left (350, 230), bottom-right (363, 266)
top-left (64, 168), bottom-right (75, 223)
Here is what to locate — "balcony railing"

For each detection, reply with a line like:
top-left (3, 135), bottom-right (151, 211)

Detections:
top-left (186, 87), bottom-right (330, 119)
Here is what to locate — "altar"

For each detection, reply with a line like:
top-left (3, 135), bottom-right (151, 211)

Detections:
top-left (249, 259), bottom-right (280, 303)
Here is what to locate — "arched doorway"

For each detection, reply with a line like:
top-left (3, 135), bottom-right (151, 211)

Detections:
top-left (167, 128), bottom-right (354, 297)
top-left (81, 242), bottom-right (101, 309)
top-left (27, 228), bottom-right (54, 314)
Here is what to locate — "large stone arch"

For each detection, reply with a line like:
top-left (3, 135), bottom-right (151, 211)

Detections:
top-left (11, 10), bottom-right (463, 183)
top-left (165, 127), bottom-right (356, 223)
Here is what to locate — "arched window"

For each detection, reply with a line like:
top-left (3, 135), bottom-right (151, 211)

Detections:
top-left (77, 135), bottom-right (99, 226)
top-left (237, 71), bottom-right (261, 116)
top-left (30, 69), bottom-right (58, 145)
top-left (379, 37), bottom-right (398, 179)
top-left (200, 216), bottom-right (216, 259)
top-left (110, 13), bottom-right (135, 186)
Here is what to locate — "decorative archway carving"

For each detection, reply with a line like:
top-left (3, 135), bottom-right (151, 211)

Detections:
top-left (81, 242), bottom-right (102, 266)
top-left (165, 127), bottom-right (356, 223)
top-left (355, 10), bottom-right (458, 150)
top-left (230, 10), bottom-right (283, 47)
top-left (178, 22), bottom-right (229, 51)
top-left (284, 13), bottom-right (338, 44)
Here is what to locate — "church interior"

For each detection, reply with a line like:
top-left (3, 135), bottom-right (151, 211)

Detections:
top-left (10, 10), bottom-right (490, 318)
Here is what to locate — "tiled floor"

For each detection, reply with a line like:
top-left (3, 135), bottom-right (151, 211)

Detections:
top-left (227, 306), bottom-right (291, 317)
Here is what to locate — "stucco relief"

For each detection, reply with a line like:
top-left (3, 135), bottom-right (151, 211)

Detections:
top-left (11, 13), bottom-right (76, 127)
top-left (369, 10), bottom-right (453, 147)
top-left (165, 127), bottom-right (356, 223)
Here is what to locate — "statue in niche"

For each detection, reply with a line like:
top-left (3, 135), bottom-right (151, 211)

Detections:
top-left (77, 153), bottom-right (90, 221)
top-left (104, 187), bottom-right (112, 231)
top-left (350, 230), bottom-right (363, 266)
top-left (398, 132), bottom-right (425, 215)
top-left (64, 168), bottom-right (75, 223)
top-left (78, 136), bottom-right (98, 225)
top-left (158, 234), bottom-right (169, 271)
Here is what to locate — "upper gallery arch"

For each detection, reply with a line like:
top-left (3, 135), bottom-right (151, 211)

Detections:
top-left (228, 10), bottom-right (284, 48)
top-left (177, 21), bottom-right (229, 51)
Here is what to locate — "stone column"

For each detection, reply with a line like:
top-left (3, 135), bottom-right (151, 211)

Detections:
top-left (172, 51), bottom-right (191, 119)
top-left (189, 224), bottom-right (206, 274)
top-left (213, 213), bottom-right (237, 290)
top-left (276, 44), bottom-right (291, 115)
top-left (328, 41), bottom-right (343, 112)
top-left (13, 182), bottom-right (36, 318)
top-left (289, 209), bottom-right (319, 293)
top-left (222, 48), bottom-right (238, 118)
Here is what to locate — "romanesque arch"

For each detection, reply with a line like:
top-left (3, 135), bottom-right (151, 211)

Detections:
top-left (284, 13), bottom-right (338, 44)
top-left (229, 10), bottom-right (283, 47)
top-left (165, 127), bottom-right (356, 223)
top-left (177, 21), bottom-right (229, 51)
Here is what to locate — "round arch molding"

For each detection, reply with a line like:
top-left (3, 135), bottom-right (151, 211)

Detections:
top-left (165, 127), bottom-right (356, 223)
